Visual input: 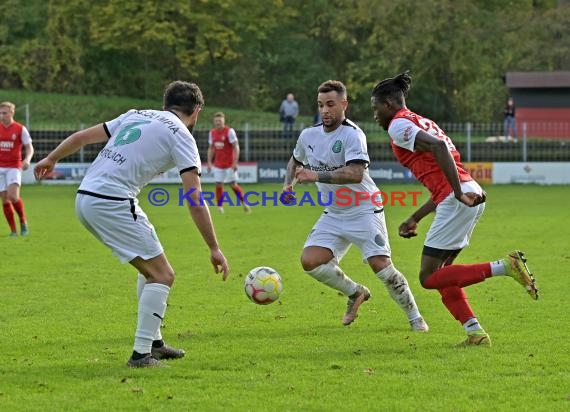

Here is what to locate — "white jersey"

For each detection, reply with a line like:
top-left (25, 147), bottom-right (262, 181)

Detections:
top-left (293, 119), bottom-right (381, 216)
top-left (79, 109), bottom-right (201, 198)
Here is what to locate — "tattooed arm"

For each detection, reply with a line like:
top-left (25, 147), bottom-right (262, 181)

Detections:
top-left (295, 160), bottom-right (367, 184)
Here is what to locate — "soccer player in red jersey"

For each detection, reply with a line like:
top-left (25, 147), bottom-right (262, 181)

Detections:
top-left (0, 101), bottom-right (34, 236)
top-left (207, 112), bottom-right (250, 214)
top-left (371, 71), bottom-right (538, 346)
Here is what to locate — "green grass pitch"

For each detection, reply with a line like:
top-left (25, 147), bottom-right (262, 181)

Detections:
top-left (1, 183), bottom-right (569, 411)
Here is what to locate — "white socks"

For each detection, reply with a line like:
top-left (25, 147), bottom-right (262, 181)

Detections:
top-left (376, 265), bottom-right (421, 321)
top-left (490, 260), bottom-right (507, 276)
top-left (137, 273), bottom-right (163, 342)
top-left (463, 317), bottom-right (483, 332)
top-left (133, 282), bottom-right (169, 354)
top-left (306, 262), bottom-right (358, 296)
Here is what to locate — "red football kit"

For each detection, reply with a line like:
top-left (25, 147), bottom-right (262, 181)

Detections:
top-left (388, 108), bottom-right (472, 204)
top-left (0, 121), bottom-right (30, 169)
top-left (208, 126), bottom-right (236, 169)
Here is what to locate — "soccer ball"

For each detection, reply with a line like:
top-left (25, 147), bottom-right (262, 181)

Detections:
top-left (244, 266), bottom-right (283, 305)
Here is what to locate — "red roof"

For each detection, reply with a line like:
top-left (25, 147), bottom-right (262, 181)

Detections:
top-left (506, 71), bottom-right (570, 88)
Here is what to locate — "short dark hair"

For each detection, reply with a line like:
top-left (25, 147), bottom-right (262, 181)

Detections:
top-left (317, 80), bottom-right (347, 98)
top-left (371, 71), bottom-right (412, 105)
top-left (163, 81), bottom-right (204, 115)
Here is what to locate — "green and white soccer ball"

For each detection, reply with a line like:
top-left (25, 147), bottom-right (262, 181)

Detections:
top-left (244, 266), bottom-right (283, 305)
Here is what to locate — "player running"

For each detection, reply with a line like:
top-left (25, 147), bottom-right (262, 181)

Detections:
top-left (283, 80), bottom-right (428, 331)
top-left (371, 71), bottom-right (538, 347)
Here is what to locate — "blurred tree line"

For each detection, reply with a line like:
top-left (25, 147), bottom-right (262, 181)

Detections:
top-left (0, 0), bottom-right (568, 122)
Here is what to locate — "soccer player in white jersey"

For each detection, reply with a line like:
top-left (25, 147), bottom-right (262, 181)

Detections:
top-left (371, 71), bottom-right (538, 347)
top-left (282, 80), bottom-right (428, 331)
top-left (34, 81), bottom-right (229, 368)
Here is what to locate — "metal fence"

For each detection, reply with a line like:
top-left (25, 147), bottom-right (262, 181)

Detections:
top-left (28, 121), bottom-right (570, 164)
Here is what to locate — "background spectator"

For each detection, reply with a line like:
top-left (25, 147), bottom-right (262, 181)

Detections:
top-left (279, 93), bottom-right (299, 138)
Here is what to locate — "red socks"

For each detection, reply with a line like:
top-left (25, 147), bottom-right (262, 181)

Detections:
top-left (423, 263), bottom-right (493, 324)
top-left (231, 184), bottom-right (245, 202)
top-left (3, 202), bottom-right (16, 232)
top-left (215, 186), bottom-right (224, 206)
top-left (438, 287), bottom-right (475, 324)
top-left (217, 184), bottom-right (245, 206)
top-left (13, 198), bottom-right (26, 223)
top-left (423, 263), bottom-right (492, 289)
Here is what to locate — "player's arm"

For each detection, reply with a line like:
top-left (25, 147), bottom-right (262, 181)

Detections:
top-left (34, 124), bottom-right (108, 179)
top-left (206, 145), bottom-right (214, 172)
top-left (399, 198), bottom-right (437, 238)
top-left (414, 131), bottom-right (484, 207)
top-left (22, 142), bottom-right (34, 171)
top-left (295, 161), bottom-right (366, 184)
top-left (284, 156), bottom-right (303, 188)
top-left (280, 156), bottom-right (303, 205)
top-left (231, 141), bottom-right (240, 171)
top-left (180, 169), bottom-right (229, 280)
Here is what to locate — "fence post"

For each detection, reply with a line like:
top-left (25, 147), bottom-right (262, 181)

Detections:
top-left (24, 104), bottom-right (30, 130)
top-left (244, 122), bottom-right (250, 162)
top-left (522, 122), bottom-right (527, 162)
top-left (466, 122), bottom-right (472, 162)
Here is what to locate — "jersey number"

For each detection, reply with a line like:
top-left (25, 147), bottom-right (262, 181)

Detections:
top-left (114, 121), bottom-right (151, 147)
top-left (417, 118), bottom-right (456, 151)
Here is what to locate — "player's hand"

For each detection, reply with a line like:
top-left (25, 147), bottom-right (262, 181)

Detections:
top-left (231, 163), bottom-right (238, 171)
top-left (34, 158), bottom-right (56, 180)
top-left (211, 248), bottom-right (229, 281)
top-left (295, 167), bottom-right (317, 183)
top-left (22, 160), bottom-right (30, 171)
top-left (457, 191), bottom-right (486, 207)
top-left (399, 218), bottom-right (418, 238)
top-left (280, 184), bottom-right (296, 205)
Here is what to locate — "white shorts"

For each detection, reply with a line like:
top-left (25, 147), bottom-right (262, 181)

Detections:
top-left (0, 167), bottom-right (22, 191)
top-left (425, 180), bottom-right (485, 250)
top-left (304, 210), bottom-right (391, 262)
top-left (213, 167), bottom-right (238, 184)
top-left (75, 193), bottom-right (164, 263)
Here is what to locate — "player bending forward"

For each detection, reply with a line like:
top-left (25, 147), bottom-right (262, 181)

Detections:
top-left (35, 81), bottom-right (229, 367)
top-left (371, 71), bottom-right (538, 347)
top-left (283, 80), bottom-right (429, 331)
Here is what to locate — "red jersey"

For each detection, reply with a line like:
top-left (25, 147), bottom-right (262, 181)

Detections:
top-left (208, 126), bottom-right (237, 169)
top-left (388, 108), bottom-right (472, 204)
top-left (0, 121), bottom-right (31, 168)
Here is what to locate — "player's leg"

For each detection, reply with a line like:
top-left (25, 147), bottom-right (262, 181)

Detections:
top-left (420, 194), bottom-right (537, 299)
top-left (135, 272), bottom-right (178, 360)
top-left (229, 170), bottom-right (250, 213)
top-left (368, 255), bottom-right (428, 332)
top-left (420, 251), bottom-right (490, 346)
top-left (1, 191), bottom-right (17, 236)
top-left (75, 194), bottom-right (178, 367)
top-left (6, 174), bottom-right (27, 235)
top-left (212, 167), bottom-right (225, 213)
top-left (0, 171), bottom-right (17, 235)
top-left (215, 182), bottom-right (224, 212)
top-left (130, 255), bottom-right (185, 364)
top-left (301, 213), bottom-right (369, 325)
top-left (356, 211), bottom-right (427, 331)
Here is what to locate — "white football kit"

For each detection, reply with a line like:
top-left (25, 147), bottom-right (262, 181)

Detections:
top-left (293, 119), bottom-right (391, 260)
top-left (76, 109), bottom-right (201, 263)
